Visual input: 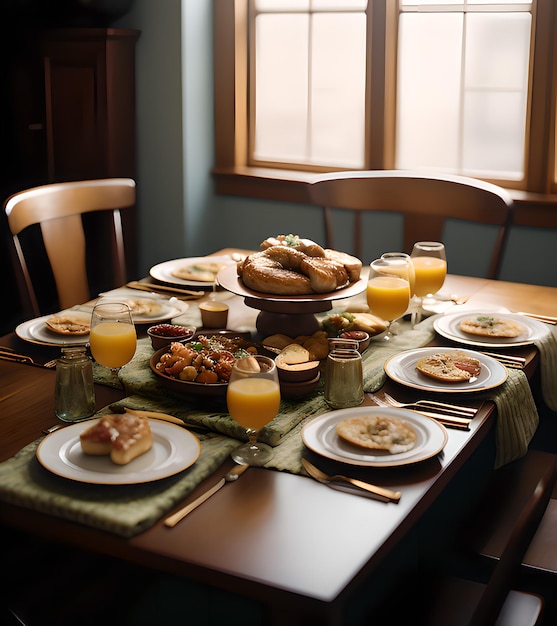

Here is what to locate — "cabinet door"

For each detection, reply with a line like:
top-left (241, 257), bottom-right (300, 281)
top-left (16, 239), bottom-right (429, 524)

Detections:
top-left (43, 29), bottom-right (139, 181)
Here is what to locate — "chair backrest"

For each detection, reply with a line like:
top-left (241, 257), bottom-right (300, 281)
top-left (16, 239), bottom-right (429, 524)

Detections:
top-left (4, 178), bottom-right (136, 317)
top-left (309, 170), bottom-right (514, 279)
top-left (469, 455), bottom-right (557, 626)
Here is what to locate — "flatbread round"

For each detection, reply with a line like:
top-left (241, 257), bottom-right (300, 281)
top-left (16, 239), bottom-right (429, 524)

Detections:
top-left (45, 314), bottom-right (90, 336)
top-left (171, 262), bottom-right (224, 282)
top-left (416, 351), bottom-right (481, 382)
top-left (459, 315), bottom-right (524, 338)
top-left (122, 298), bottom-right (163, 317)
top-left (336, 415), bottom-right (417, 454)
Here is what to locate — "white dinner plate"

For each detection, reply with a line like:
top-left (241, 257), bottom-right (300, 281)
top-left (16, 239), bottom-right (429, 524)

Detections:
top-left (16, 313), bottom-right (91, 347)
top-left (302, 406), bottom-right (448, 467)
top-left (384, 347), bottom-right (508, 393)
top-left (149, 255), bottom-right (236, 287)
top-left (95, 295), bottom-right (185, 324)
top-left (36, 419), bottom-right (200, 485)
top-left (434, 310), bottom-right (549, 348)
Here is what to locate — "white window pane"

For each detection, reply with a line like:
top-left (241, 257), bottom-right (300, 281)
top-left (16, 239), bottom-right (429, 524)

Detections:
top-left (396, 14), bottom-right (463, 170)
top-left (467, 1), bottom-right (530, 5)
top-left (255, 1), bottom-right (309, 11)
top-left (255, 0), bottom-right (366, 10)
top-left (311, 13), bottom-right (366, 166)
top-left (401, 1), bottom-right (529, 5)
top-left (462, 13), bottom-right (530, 179)
top-left (312, 0), bottom-right (367, 9)
top-left (466, 13), bottom-right (531, 90)
top-left (401, 1), bottom-right (461, 6)
top-left (463, 91), bottom-right (526, 177)
top-left (254, 15), bottom-right (309, 162)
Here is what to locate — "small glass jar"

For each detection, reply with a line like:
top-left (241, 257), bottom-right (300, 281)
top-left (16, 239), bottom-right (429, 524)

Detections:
top-left (324, 339), bottom-right (364, 409)
top-left (55, 346), bottom-right (96, 422)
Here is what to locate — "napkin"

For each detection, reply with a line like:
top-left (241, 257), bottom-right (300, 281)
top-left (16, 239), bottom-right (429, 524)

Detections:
top-left (534, 323), bottom-right (557, 412)
top-left (477, 368), bottom-right (539, 468)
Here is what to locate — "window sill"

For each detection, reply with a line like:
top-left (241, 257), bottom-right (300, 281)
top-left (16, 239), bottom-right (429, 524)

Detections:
top-left (213, 167), bottom-right (557, 228)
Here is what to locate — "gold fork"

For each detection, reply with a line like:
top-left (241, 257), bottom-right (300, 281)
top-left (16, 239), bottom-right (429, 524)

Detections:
top-left (376, 392), bottom-right (477, 417)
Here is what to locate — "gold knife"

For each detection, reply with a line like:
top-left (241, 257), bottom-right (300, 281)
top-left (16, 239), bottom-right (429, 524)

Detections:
top-left (164, 463), bottom-right (249, 527)
top-left (126, 281), bottom-right (204, 298)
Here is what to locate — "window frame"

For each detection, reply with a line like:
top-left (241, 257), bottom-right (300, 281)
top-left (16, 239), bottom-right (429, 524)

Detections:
top-left (213, 0), bottom-right (557, 208)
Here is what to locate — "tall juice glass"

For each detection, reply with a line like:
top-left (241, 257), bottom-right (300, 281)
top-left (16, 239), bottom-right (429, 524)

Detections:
top-left (90, 301), bottom-right (136, 384)
top-left (410, 241), bottom-right (447, 324)
top-left (367, 258), bottom-right (411, 341)
top-left (381, 252), bottom-right (416, 296)
top-left (227, 355), bottom-right (280, 465)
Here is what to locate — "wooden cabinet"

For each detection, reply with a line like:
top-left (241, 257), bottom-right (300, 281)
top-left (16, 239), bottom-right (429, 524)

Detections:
top-left (42, 28), bottom-right (139, 181)
top-left (1, 28), bottom-right (140, 333)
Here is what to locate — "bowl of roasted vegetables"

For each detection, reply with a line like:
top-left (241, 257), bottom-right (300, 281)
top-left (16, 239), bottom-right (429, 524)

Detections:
top-left (149, 331), bottom-right (263, 396)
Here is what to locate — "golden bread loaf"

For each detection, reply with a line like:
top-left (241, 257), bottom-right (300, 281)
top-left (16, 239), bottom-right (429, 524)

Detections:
top-left (80, 413), bottom-right (153, 465)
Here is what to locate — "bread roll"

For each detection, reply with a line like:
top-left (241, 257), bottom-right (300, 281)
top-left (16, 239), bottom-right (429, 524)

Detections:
top-left (45, 314), bottom-right (90, 336)
top-left (80, 413), bottom-right (153, 465)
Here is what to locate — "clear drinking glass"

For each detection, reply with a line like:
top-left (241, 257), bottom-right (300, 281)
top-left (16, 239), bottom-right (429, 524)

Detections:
top-left (366, 257), bottom-right (411, 341)
top-left (410, 241), bottom-right (447, 324)
top-left (324, 339), bottom-right (364, 409)
top-left (226, 355), bottom-right (281, 466)
top-left (89, 301), bottom-right (137, 384)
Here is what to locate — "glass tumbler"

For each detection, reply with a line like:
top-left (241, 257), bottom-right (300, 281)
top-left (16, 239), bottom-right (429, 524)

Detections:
top-left (55, 346), bottom-right (96, 422)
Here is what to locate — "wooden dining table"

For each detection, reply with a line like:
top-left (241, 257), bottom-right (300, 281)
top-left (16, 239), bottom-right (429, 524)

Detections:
top-left (0, 250), bottom-right (555, 625)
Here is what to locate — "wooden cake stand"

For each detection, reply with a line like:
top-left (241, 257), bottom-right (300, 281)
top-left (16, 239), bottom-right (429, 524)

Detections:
top-left (217, 265), bottom-right (366, 336)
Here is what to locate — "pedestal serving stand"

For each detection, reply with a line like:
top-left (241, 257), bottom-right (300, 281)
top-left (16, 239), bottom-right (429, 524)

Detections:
top-left (217, 265), bottom-right (366, 337)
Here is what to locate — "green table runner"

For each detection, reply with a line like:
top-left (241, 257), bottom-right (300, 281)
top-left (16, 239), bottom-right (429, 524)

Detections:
top-left (0, 311), bottom-right (545, 537)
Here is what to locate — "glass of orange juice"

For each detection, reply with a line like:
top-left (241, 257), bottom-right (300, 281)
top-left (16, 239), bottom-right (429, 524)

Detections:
top-left (410, 241), bottom-right (447, 324)
top-left (227, 355), bottom-right (280, 465)
top-left (367, 258), bottom-right (411, 341)
top-left (90, 301), bottom-right (137, 384)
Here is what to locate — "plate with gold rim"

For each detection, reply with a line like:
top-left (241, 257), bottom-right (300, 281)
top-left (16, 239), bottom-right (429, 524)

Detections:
top-left (302, 406), bottom-right (447, 467)
top-left (36, 419), bottom-right (200, 484)
top-left (434, 310), bottom-right (549, 348)
top-left (16, 313), bottom-right (91, 347)
top-left (150, 255), bottom-right (236, 287)
top-left (384, 347), bottom-right (508, 393)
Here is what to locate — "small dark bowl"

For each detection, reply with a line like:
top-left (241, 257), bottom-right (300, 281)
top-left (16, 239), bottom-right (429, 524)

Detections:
top-left (147, 324), bottom-right (196, 350)
top-left (280, 372), bottom-right (321, 399)
top-left (339, 330), bottom-right (371, 353)
top-left (276, 360), bottom-right (321, 383)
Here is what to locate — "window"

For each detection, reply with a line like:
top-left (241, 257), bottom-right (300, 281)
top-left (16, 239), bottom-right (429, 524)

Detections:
top-left (213, 0), bottom-right (557, 199)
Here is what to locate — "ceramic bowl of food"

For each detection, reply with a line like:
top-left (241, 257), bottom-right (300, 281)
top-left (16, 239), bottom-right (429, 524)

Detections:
top-left (339, 330), bottom-right (371, 352)
top-left (147, 324), bottom-right (196, 350)
top-left (149, 332), bottom-right (263, 397)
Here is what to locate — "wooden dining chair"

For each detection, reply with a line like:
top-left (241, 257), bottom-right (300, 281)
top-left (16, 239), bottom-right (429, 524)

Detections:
top-left (308, 170), bottom-right (514, 279)
top-left (465, 449), bottom-right (557, 623)
top-left (4, 178), bottom-right (136, 317)
top-left (422, 450), bottom-right (557, 626)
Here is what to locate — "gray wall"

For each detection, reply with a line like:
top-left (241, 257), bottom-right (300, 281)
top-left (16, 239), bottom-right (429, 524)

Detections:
top-left (119, 1), bottom-right (557, 288)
